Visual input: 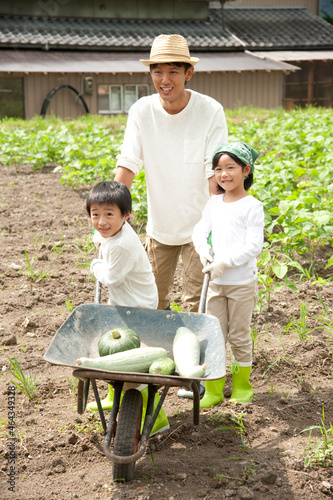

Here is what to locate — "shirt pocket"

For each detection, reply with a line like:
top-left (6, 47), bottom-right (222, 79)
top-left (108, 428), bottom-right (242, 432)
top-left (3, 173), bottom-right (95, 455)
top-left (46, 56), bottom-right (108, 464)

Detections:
top-left (184, 139), bottom-right (203, 164)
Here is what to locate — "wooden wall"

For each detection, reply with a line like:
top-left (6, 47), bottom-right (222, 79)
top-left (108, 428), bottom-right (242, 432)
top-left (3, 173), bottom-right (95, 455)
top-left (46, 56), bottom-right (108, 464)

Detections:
top-left (20, 70), bottom-right (284, 119)
top-left (190, 71), bottom-right (284, 109)
top-left (23, 73), bottom-right (153, 119)
top-left (0, 0), bottom-right (208, 19)
top-left (225, 0), bottom-right (319, 15)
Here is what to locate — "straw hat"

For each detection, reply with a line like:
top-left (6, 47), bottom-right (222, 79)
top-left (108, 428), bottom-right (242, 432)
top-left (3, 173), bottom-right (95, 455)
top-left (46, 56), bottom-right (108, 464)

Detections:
top-left (140, 34), bottom-right (199, 66)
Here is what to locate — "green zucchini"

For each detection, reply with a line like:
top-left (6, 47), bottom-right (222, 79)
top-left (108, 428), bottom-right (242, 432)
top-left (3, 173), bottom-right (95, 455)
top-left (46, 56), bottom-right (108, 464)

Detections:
top-left (149, 357), bottom-right (175, 375)
top-left (173, 326), bottom-right (207, 378)
top-left (76, 346), bottom-right (168, 373)
top-left (98, 327), bottom-right (140, 356)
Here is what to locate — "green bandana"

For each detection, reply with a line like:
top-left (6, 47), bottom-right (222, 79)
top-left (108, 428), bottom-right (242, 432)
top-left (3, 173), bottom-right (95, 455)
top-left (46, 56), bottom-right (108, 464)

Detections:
top-left (213, 141), bottom-right (259, 174)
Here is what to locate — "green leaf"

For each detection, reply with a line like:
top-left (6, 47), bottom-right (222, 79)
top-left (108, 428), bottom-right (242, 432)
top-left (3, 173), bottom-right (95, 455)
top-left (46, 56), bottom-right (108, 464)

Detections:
top-left (272, 263), bottom-right (288, 279)
top-left (284, 279), bottom-right (299, 292)
top-left (278, 200), bottom-right (290, 215)
top-left (325, 256), bottom-right (333, 269)
top-left (259, 249), bottom-right (271, 265)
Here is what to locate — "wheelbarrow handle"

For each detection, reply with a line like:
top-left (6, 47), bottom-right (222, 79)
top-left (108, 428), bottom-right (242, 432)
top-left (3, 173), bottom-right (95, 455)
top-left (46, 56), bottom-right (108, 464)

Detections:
top-left (198, 271), bottom-right (210, 314)
top-left (198, 247), bottom-right (214, 315)
top-left (94, 246), bottom-right (103, 304)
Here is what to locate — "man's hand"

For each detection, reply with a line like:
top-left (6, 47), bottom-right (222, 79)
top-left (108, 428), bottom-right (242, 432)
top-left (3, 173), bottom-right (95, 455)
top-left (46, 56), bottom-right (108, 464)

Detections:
top-left (208, 175), bottom-right (220, 196)
top-left (203, 260), bottom-right (226, 280)
top-left (114, 166), bottom-right (135, 189)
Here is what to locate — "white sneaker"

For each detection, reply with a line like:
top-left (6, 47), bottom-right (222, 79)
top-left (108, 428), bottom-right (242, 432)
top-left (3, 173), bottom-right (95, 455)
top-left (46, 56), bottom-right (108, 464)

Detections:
top-left (177, 385), bottom-right (205, 399)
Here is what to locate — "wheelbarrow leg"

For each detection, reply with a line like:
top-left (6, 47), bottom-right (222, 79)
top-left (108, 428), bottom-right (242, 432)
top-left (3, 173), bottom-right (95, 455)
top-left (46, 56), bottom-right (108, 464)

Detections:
top-left (191, 381), bottom-right (200, 425)
top-left (76, 377), bottom-right (90, 415)
top-left (141, 385), bottom-right (169, 437)
top-left (91, 379), bottom-right (107, 432)
top-left (104, 382), bottom-right (124, 449)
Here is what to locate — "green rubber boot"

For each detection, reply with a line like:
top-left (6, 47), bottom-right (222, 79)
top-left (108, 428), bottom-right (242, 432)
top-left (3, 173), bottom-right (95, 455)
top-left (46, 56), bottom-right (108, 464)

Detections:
top-left (199, 378), bottom-right (225, 409)
top-left (87, 384), bottom-right (124, 411)
top-left (230, 366), bottom-right (253, 403)
top-left (140, 387), bottom-right (170, 436)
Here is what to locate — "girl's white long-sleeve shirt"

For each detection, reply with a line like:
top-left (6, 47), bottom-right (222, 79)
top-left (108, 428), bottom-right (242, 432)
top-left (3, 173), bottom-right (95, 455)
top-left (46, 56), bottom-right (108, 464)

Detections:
top-left (92, 222), bottom-right (158, 309)
top-left (116, 91), bottom-right (228, 245)
top-left (192, 194), bottom-right (264, 285)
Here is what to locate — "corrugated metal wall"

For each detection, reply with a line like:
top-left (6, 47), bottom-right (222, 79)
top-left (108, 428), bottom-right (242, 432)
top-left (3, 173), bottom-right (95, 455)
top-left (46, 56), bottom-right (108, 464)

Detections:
top-left (22, 70), bottom-right (284, 118)
top-left (225, 0), bottom-right (318, 15)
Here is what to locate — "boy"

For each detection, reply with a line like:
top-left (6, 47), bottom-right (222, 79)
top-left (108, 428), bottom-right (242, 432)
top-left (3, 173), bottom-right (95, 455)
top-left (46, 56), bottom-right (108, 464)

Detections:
top-left (86, 181), bottom-right (168, 434)
top-left (87, 180), bottom-right (158, 309)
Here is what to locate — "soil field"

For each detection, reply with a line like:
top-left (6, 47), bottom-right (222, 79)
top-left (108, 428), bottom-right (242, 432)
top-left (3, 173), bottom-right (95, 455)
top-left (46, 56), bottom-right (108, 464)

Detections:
top-left (1, 165), bottom-right (333, 500)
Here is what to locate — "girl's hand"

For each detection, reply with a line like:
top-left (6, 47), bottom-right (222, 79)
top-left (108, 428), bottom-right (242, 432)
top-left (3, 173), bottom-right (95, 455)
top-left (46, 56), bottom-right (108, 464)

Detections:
top-left (202, 260), bottom-right (226, 280)
top-left (199, 246), bottom-right (213, 267)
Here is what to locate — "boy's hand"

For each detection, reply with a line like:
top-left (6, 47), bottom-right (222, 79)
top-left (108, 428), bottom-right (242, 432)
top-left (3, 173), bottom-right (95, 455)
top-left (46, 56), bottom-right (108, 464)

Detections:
top-left (202, 260), bottom-right (226, 280)
top-left (90, 259), bottom-right (102, 272)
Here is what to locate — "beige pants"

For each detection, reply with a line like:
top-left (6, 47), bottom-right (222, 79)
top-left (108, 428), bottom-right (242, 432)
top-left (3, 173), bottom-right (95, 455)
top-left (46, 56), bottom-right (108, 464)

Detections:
top-left (206, 281), bottom-right (257, 366)
top-left (146, 237), bottom-right (204, 311)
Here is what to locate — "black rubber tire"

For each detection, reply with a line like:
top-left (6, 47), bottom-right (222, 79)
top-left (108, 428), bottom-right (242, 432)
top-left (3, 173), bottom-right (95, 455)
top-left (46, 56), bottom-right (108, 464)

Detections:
top-left (112, 389), bottom-right (142, 482)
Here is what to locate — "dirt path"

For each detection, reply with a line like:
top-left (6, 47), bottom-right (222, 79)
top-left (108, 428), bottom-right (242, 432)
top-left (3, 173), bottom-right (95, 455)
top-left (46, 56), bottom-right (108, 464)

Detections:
top-left (1, 165), bottom-right (333, 499)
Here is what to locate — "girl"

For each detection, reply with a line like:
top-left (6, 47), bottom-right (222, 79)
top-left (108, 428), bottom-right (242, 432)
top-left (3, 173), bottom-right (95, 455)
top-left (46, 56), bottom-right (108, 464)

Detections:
top-left (192, 142), bottom-right (264, 408)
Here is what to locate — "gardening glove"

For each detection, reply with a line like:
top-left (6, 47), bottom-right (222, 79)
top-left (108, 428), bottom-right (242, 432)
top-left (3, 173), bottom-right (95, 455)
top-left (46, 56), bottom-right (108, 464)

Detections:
top-left (203, 260), bottom-right (226, 281)
top-left (198, 245), bottom-right (213, 268)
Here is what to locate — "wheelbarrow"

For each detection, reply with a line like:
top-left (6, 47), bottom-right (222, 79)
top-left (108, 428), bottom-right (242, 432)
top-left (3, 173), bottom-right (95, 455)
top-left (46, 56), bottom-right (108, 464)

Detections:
top-left (44, 265), bottom-right (225, 481)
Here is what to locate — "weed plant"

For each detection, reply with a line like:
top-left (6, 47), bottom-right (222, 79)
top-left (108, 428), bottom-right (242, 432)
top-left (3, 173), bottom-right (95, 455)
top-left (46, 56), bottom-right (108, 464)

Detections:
top-left (65, 296), bottom-right (75, 312)
top-left (261, 354), bottom-right (292, 378)
top-left (251, 326), bottom-right (270, 353)
top-left (8, 356), bottom-right (39, 399)
top-left (282, 300), bottom-right (333, 339)
top-left (301, 407), bottom-right (333, 468)
top-left (24, 250), bottom-right (50, 282)
top-left (210, 410), bottom-right (248, 448)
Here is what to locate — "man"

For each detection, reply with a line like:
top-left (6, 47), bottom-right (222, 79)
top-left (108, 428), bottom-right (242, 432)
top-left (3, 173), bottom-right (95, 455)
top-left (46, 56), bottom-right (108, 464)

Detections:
top-left (115, 34), bottom-right (228, 312)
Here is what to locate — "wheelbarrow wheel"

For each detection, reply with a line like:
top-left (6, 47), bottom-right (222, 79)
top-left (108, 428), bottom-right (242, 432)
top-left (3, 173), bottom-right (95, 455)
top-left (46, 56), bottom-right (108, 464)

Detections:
top-left (112, 389), bottom-right (142, 482)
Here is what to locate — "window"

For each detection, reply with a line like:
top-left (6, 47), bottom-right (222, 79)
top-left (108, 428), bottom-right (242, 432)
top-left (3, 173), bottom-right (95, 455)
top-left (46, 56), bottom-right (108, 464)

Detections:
top-left (98, 84), bottom-right (149, 114)
top-left (0, 77), bottom-right (24, 118)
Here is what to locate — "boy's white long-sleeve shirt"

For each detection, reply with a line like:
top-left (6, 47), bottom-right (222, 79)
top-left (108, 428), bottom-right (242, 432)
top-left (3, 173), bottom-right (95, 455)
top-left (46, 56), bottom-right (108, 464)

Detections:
top-left (92, 222), bottom-right (158, 309)
top-left (192, 194), bottom-right (264, 285)
top-left (116, 91), bottom-right (228, 245)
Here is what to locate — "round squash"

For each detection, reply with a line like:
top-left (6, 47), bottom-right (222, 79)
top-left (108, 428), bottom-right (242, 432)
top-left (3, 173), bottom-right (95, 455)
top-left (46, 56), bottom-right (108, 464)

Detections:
top-left (149, 357), bottom-right (175, 375)
top-left (98, 327), bottom-right (140, 357)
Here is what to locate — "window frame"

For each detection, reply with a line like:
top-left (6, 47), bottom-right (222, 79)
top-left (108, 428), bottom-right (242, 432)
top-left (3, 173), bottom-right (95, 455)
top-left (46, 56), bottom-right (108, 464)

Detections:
top-left (97, 83), bottom-right (149, 114)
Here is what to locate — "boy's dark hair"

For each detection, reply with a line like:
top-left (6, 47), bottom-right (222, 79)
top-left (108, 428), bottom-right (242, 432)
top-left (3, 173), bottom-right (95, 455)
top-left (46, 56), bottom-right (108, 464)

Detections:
top-left (86, 181), bottom-right (132, 216)
top-left (212, 152), bottom-right (254, 193)
top-left (150, 61), bottom-right (192, 73)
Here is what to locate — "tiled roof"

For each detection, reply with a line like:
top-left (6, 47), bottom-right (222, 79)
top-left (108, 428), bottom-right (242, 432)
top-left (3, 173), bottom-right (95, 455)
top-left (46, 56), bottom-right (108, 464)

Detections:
top-left (0, 7), bottom-right (332, 52)
top-left (0, 10), bottom-right (237, 50)
top-left (224, 7), bottom-right (333, 50)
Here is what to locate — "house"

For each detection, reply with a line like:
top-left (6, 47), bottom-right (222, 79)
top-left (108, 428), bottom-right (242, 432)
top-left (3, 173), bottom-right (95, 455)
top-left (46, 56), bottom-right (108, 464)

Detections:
top-left (224, 1), bottom-right (333, 109)
top-left (0, 0), bottom-right (332, 119)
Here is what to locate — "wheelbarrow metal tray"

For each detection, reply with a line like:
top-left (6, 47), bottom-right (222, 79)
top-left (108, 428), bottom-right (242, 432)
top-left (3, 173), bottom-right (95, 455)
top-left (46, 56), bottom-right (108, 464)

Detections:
top-left (44, 303), bottom-right (226, 382)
